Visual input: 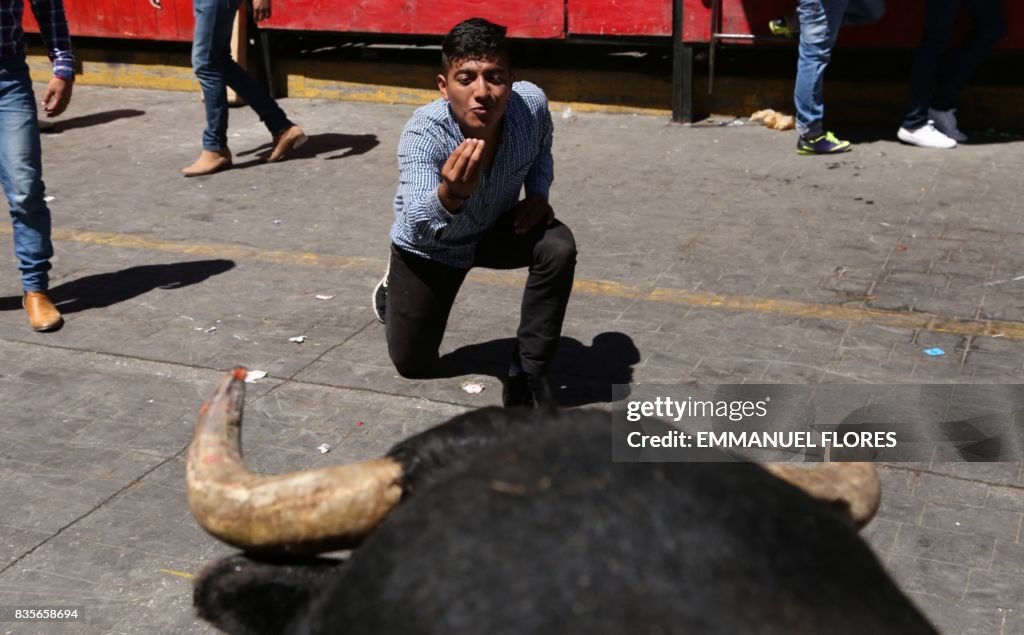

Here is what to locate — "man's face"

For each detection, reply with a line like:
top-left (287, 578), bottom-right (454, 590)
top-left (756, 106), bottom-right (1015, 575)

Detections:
top-left (438, 56), bottom-right (512, 136)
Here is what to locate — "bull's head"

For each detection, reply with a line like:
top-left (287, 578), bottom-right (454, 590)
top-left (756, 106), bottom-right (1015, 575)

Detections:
top-left (186, 369), bottom-right (403, 554)
top-left (187, 369), bottom-right (881, 555)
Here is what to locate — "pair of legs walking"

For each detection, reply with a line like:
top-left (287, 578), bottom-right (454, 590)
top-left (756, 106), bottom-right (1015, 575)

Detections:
top-left (0, 58), bottom-right (62, 331)
top-left (186, 0), bottom-right (305, 175)
top-left (383, 212), bottom-right (576, 405)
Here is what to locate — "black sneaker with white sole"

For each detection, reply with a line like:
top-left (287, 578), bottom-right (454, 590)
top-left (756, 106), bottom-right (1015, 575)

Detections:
top-left (372, 271), bottom-right (388, 324)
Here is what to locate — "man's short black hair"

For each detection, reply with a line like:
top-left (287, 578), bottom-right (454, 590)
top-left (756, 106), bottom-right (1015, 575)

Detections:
top-left (441, 18), bottom-right (509, 71)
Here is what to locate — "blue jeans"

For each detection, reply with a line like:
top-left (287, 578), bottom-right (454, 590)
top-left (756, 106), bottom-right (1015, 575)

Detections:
top-left (901, 0), bottom-right (1005, 130)
top-left (191, 0), bottom-right (292, 151)
top-left (794, 0), bottom-right (886, 137)
top-left (0, 57), bottom-right (53, 292)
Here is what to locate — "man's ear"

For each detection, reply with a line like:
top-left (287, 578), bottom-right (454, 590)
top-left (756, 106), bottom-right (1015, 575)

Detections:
top-left (437, 73), bottom-right (449, 101)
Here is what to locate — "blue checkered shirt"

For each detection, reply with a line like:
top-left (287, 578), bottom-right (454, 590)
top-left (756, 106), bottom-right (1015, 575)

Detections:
top-left (0, 0), bottom-right (74, 80)
top-left (390, 81), bottom-right (554, 268)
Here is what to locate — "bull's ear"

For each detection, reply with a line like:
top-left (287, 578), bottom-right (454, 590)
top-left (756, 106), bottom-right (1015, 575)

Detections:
top-left (194, 554), bottom-right (346, 635)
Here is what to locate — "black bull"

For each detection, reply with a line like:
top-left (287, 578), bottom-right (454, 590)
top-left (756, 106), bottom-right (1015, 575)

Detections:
top-left (188, 370), bottom-right (936, 635)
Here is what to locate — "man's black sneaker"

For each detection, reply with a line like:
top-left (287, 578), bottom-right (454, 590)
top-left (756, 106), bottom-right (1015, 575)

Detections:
top-left (796, 131), bottom-right (852, 155)
top-left (372, 270), bottom-right (388, 324)
top-left (503, 371), bottom-right (556, 409)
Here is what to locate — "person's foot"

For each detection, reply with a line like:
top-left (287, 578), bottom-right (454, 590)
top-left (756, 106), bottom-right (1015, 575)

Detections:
top-left (769, 14), bottom-right (799, 37)
top-left (796, 131), bottom-right (852, 155)
top-left (502, 370), bottom-right (555, 409)
top-left (372, 269), bottom-right (389, 324)
top-left (23, 291), bottom-right (63, 332)
top-left (181, 149), bottom-right (233, 176)
top-left (897, 123), bottom-right (957, 149)
top-left (267, 125), bottom-right (307, 163)
top-left (927, 108), bottom-right (968, 142)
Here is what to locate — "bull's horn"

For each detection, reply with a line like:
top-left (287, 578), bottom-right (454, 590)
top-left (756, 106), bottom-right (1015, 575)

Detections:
top-left (186, 369), bottom-right (404, 554)
top-left (763, 462), bottom-right (881, 528)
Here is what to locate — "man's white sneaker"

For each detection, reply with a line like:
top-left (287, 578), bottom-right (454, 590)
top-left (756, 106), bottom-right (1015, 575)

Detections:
top-left (897, 123), bottom-right (957, 149)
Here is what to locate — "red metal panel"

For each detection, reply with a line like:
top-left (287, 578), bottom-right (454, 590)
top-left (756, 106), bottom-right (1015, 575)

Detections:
top-left (21, 0), bottom-right (1024, 49)
top-left (261, 0), bottom-right (565, 38)
top-left (569, 0), bottom-right (1024, 49)
top-left (22, 0), bottom-right (193, 41)
top-left (567, 0), bottom-right (674, 36)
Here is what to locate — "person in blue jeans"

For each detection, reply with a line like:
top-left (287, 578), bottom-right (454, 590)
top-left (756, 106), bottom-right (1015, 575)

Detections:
top-left (1, 0), bottom-right (75, 332)
top-left (794, 0), bottom-right (886, 155)
top-left (897, 0), bottom-right (1005, 149)
top-left (183, 0), bottom-right (306, 176)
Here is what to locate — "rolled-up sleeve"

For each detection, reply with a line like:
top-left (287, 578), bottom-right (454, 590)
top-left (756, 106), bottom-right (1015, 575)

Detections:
top-left (396, 126), bottom-right (454, 245)
top-left (524, 97), bottom-right (554, 200)
top-left (30, 0), bottom-right (75, 80)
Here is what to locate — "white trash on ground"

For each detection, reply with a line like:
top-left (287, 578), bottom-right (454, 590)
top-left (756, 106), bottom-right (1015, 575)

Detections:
top-left (460, 380), bottom-right (485, 394)
top-left (244, 370), bottom-right (268, 383)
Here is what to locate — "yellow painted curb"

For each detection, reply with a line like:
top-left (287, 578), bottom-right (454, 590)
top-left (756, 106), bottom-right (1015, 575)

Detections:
top-left (29, 50), bottom-right (199, 92)
top-left (26, 47), bottom-right (1024, 125)
top-left (27, 50), bottom-right (673, 116)
top-left (5, 225), bottom-right (1023, 342)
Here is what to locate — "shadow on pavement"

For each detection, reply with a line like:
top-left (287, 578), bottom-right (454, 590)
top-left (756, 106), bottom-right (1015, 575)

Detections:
top-left (44, 109), bottom-right (146, 133)
top-left (841, 125), bottom-right (1023, 145)
top-left (436, 331), bottom-right (641, 407)
top-left (0, 259), bottom-right (235, 314)
top-left (234, 132), bottom-right (380, 167)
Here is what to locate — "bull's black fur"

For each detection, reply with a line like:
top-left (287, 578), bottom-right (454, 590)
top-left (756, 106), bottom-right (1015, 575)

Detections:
top-left (195, 556), bottom-right (345, 634)
top-left (195, 407), bottom-right (937, 635)
top-left (387, 404), bottom-right (556, 494)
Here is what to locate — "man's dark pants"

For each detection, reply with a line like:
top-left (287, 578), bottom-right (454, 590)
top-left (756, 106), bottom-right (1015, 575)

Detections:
top-left (902, 0), bottom-right (1005, 130)
top-left (385, 213), bottom-right (576, 379)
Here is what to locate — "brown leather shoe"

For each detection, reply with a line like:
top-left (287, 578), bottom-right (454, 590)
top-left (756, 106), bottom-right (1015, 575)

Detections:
top-left (266, 125), bottom-right (307, 163)
top-left (23, 291), bottom-right (63, 332)
top-left (181, 148), bottom-right (233, 177)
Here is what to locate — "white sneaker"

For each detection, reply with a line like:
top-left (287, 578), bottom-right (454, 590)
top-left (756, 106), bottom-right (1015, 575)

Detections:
top-left (897, 123), bottom-right (957, 149)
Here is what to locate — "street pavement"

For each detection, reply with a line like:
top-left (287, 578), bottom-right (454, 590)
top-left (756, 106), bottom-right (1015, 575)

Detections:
top-left (0, 83), bottom-right (1022, 634)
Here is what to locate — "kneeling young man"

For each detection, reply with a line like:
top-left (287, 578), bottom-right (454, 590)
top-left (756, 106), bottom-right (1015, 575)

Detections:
top-left (374, 17), bottom-right (576, 408)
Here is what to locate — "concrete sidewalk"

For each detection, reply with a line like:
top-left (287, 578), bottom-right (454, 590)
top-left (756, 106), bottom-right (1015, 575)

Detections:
top-left (0, 84), bottom-right (1021, 634)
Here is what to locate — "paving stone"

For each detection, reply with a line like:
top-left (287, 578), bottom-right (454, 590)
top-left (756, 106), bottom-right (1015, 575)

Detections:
top-left (905, 594), bottom-right (1008, 635)
top-left (986, 486), bottom-right (1024, 513)
top-left (920, 500), bottom-right (1022, 542)
top-left (885, 554), bottom-right (971, 600)
top-left (878, 466), bottom-right (916, 495)
top-left (0, 541), bottom-right (209, 632)
top-left (0, 523), bottom-right (50, 569)
top-left (963, 569), bottom-right (1024, 608)
top-left (928, 463), bottom-right (1023, 487)
top-left (862, 517), bottom-right (900, 554)
top-left (992, 540), bottom-right (1024, 575)
top-left (876, 490), bottom-right (927, 524)
top-left (1006, 609), bottom-right (1024, 635)
top-left (892, 525), bottom-right (995, 568)
top-left (913, 473), bottom-right (991, 503)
